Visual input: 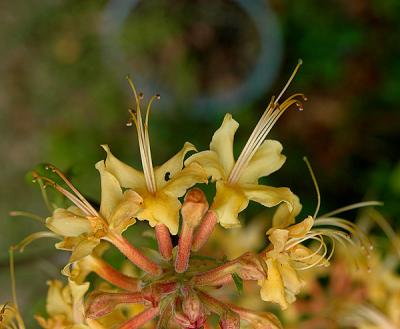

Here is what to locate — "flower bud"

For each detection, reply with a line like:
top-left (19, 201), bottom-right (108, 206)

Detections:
top-left (220, 310), bottom-right (240, 329)
top-left (182, 289), bottom-right (205, 325)
top-left (85, 291), bottom-right (145, 319)
top-left (181, 188), bottom-right (208, 228)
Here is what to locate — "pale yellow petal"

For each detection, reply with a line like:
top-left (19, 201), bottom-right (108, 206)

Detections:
top-left (259, 258), bottom-right (288, 310)
top-left (46, 208), bottom-right (91, 237)
top-left (69, 279), bottom-right (90, 325)
top-left (287, 216), bottom-right (314, 238)
top-left (69, 237), bottom-right (100, 264)
top-left (210, 113), bottom-right (239, 175)
top-left (185, 150), bottom-right (226, 181)
top-left (272, 194), bottom-right (302, 229)
top-left (238, 140), bottom-right (286, 184)
top-left (279, 260), bottom-right (304, 299)
top-left (101, 144), bottom-right (146, 190)
top-left (55, 236), bottom-right (82, 251)
top-left (62, 236), bottom-right (100, 277)
top-left (95, 160), bottom-right (123, 220)
top-left (242, 184), bottom-right (296, 212)
top-left (162, 162), bottom-right (208, 198)
top-left (154, 142), bottom-right (197, 189)
top-left (46, 280), bottom-right (73, 319)
top-left (212, 181), bottom-right (248, 228)
top-left (109, 190), bottom-right (142, 234)
top-left (137, 190), bottom-right (181, 235)
top-left (267, 229), bottom-right (289, 254)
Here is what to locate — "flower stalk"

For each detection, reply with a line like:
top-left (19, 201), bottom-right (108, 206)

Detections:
top-left (175, 188), bottom-right (208, 273)
top-left (106, 232), bottom-right (161, 276)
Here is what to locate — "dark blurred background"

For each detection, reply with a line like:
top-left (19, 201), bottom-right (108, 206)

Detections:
top-left (1, 0), bottom-right (399, 326)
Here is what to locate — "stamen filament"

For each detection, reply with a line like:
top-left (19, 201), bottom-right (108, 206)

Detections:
top-left (228, 85), bottom-right (305, 184)
top-left (32, 173), bottom-right (98, 217)
top-left (9, 211), bottom-right (45, 223)
top-left (13, 232), bottom-right (61, 252)
top-left (275, 59), bottom-right (303, 104)
top-left (8, 248), bottom-right (26, 329)
top-left (320, 201), bottom-right (383, 218)
top-left (303, 156), bottom-right (321, 218)
top-left (126, 77), bottom-right (158, 194)
top-left (44, 164), bottom-right (99, 217)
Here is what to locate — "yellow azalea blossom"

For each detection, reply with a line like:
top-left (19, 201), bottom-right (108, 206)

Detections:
top-left (0, 303), bottom-right (25, 329)
top-left (41, 161), bottom-right (142, 273)
top-left (260, 214), bottom-right (330, 310)
top-left (260, 195), bottom-right (374, 310)
top-left (101, 78), bottom-right (207, 234)
top-left (185, 62), bottom-right (305, 228)
top-left (35, 280), bottom-right (123, 329)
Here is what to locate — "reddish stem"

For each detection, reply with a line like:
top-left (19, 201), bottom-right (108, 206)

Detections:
top-left (107, 232), bottom-right (161, 276)
top-left (175, 221), bottom-right (194, 273)
top-left (192, 210), bottom-right (217, 251)
top-left (155, 224), bottom-right (173, 260)
top-left (193, 261), bottom-right (237, 286)
top-left (91, 256), bottom-right (139, 292)
top-left (118, 306), bottom-right (160, 329)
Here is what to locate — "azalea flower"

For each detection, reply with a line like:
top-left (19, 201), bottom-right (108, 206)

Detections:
top-left (36, 163), bottom-right (161, 276)
top-left (101, 78), bottom-right (208, 235)
top-left (259, 194), bottom-right (375, 310)
top-left (0, 303), bottom-right (25, 329)
top-left (35, 280), bottom-right (125, 329)
top-left (260, 214), bottom-right (329, 310)
top-left (185, 62), bottom-right (305, 228)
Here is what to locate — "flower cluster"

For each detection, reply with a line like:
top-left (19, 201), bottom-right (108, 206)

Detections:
top-left (1, 62), bottom-right (381, 329)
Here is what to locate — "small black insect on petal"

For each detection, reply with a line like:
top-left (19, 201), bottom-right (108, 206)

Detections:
top-left (164, 172), bottom-right (171, 181)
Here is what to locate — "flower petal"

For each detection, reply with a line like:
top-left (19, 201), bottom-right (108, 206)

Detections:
top-left (45, 280), bottom-right (73, 319)
top-left (267, 229), bottom-right (289, 254)
top-left (46, 208), bottom-right (91, 237)
top-left (101, 144), bottom-right (146, 190)
top-left (238, 140), bottom-right (286, 184)
top-left (69, 279), bottom-right (90, 324)
top-left (279, 260), bottom-right (304, 301)
top-left (109, 190), bottom-right (143, 234)
top-left (272, 194), bottom-right (302, 229)
top-left (287, 216), bottom-right (314, 238)
top-left (155, 142), bottom-right (197, 189)
top-left (185, 150), bottom-right (226, 181)
top-left (259, 258), bottom-right (287, 309)
top-left (242, 184), bottom-right (296, 212)
top-left (209, 113), bottom-right (239, 175)
top-left (162, 162), bottom-right (208, 198)
top-left (137, 190), bottom-right (181, 235)
top-left (212, 181), bottom-right (249, 228)
top-left (62, 236), bottom-right (100, 276)
top-left (95, 160), bottom-right (123, 221)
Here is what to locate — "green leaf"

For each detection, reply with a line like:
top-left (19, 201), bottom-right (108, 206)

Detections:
top-left (231, 272), bottom-right (243, 295)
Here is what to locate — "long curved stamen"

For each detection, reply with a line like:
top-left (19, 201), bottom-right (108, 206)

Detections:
top-left (44, 164), bottom-right (99, 217)
top-left (126, 77), bottom-right (158, 194)
top-left (228, 60), bottom-right (305, 184)
top-left (8, 248), bottom-right (26, 329)
top-left (303, 157), bottom-right (321, 218)
top-left (32, 172), bottom-right (98, 217)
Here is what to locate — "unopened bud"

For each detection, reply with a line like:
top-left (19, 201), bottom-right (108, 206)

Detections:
top-left (86, 291), bottom-right (145, 319)
top-left (181, 188), bottom-right (208, 228)
top-left (182, 289), bottom-right (204, 325)
top-left (220, 310), bottom-right (240, 329)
